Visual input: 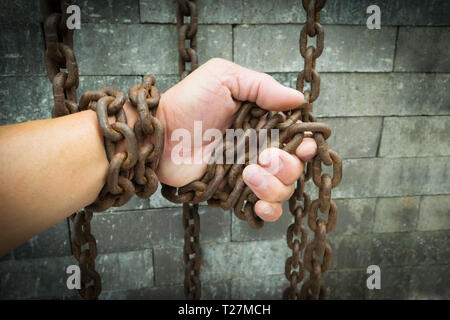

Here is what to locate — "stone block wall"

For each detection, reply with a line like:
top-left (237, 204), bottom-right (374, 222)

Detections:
top-left (0, 0), bottom-right (449, 299)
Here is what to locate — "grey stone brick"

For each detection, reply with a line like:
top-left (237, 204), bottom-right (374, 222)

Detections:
top-left (330, 235), bottom-right (373, 269)
top-left (409, 264), bottom-right (450, 299)
top-left (411, 231), bottom-right (450, 265)
top-left (271, 72), bottom-right (450, 117)
top-left (232, 198), bottom-right (376, 242)
top-left (373, 197), bottom-right (420, 233)
top-left (14, 220), bottom-right (71, 259)
top-left (322, 117), bottom-right (383, 158)
top-left (395, 27), bottom-right (450, 72)
top-left (323, 269), bottom-right (367, 300)
top-left (231, 274), bottom-right (287, 300)
top-left (333, 157), bottom-right (450, 199)
top-left (96, 249), bottom-right (153, 292)
top-left (74, 0), bottom-right (140, 24)
top-left (234, 25), bottom-right (396, 72)
top-left (231, 201), bottom-right (292, 242)
top-left (153, 240), bottom-right (290, 286)
top-left (315, 73), bottom-right (450, 117)
top-left (332, 198), bottom-right (376, 236)
top-left (0, 255), bottom-right (75, 299)
top-left (92, 206), bottom-right (230, 254)
top-left (418, 195), bottom-right (450, 231)
top-left (74, 24), bottom-right (231, 76)
top-left (0, 23), bottom-right (45, 76)
top-left (78, 75), bottom-right (142, 95)
top-left (101, 280), bottom-right (230, 299)
top-left (196, 25), bottom-right (233, 65)
top-left (0, 249), bottom-right (154, 298)
top-left (0, 76), bottom-right (52, 125)
top-left (370, 232), bottom-right (417, 267)
top-left (380, 116), bottom-right (450, 157)
top-left (153, 74), bottom-right (179, 93)
top-left (75, 24), bottom-right (176, 75)
top-left (364, 266), bottom-right (412, 300)
top-left (0, 1), bottom-right (40, 24)
top-left (140, 0), bottom-right (450, 26)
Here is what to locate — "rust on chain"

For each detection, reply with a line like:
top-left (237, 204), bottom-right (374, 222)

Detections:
top-left (40, 0), bottom-right (101, 300)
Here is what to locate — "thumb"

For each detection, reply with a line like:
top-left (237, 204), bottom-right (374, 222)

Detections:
top-left (219, 60), bottom-right (304, 111)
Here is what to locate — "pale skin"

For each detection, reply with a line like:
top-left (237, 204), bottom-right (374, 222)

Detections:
top-left (0, 58), bottom-right (317, 257)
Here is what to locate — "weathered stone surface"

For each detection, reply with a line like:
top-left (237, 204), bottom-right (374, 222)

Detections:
top-left (418, 195), bottom-right (450, 231)
top-left (232, 198), bottom-right (376, 242)
top-left (364, 266), bottom-right (412, 300)
top-left (96, 249), bottom-right (153, 292)
top-left (332, 198), bottom-right (376, 236)
top-left (15, 220), bottom-right (71, 259)
top-left (330, 235), bottom-right (373, 269)
top-left (75, 24), bottom-right (231, 75)
top-left (0, 255), bottom-right (76, 299)
top-left (332, 157), bottom-right (450, 199)
top-left (395, 27), bottom-right (450, 72)
top-left (369, 232), bottom-right (417, 267)
top-left (373, 197), bottom-right (420, 233)
top-left (92, 206), bottom-right (230, 254)
top-left (153, 240), bottom-right (290, 285)
top-left (75, 0), bottom-right (140, 24)
top-left (106, 195), bottom-right (150, 213)
top-left (0, 76), bottom-right (50, 124)
top-left (271, 72), bottom-right (450, 117)
top-left (409, 264), bottom-right (450, 299)
top-left (234, 25), bottom-right (396, 72)
top-left (0, 23), bottom-right (45, 76)
top-left (0, 249), bottom-right (154, 298)
top-left (231, 202), bottom-right (292, 242)
top-left (0, 1), bottom-right (40, 24)
top-left (101, 280), bottom-right (230, 299)
top-left (322, 117), bottom-right (382, 158)
top-left (324, 269), bottom-right (367, 300)
top-left (411, 231), bottom-right (450, 265)
top-left (380, 116), bottom-right (450, 157)
top-left (78, 75), bottom-right (142, 94)
top-left (231, 274), bottom-right (287, 300)
top-left (140, 0), bottom-right (450, 26)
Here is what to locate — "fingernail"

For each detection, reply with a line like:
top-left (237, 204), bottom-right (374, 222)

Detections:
top-left (260, 152), bottom-right (283, 175)
top-left (261, 204), bottom-right (274, 219)
top-left (244, 166), bottom-right (266, 188)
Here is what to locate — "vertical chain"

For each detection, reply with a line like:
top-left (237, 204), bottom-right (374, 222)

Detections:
top-left (182, 203), bottom-right (201, 299)
top-left (176, 0), bottom-right (201, 299)
top-left (40, 0), bottom-right (101, 300)
top-left (284, 0), bottom-right (343, 300)
top-left (177, 0), bottom-right (199, 79)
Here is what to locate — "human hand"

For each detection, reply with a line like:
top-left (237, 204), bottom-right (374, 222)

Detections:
top-left (155, 58), bottom-right (317, 221)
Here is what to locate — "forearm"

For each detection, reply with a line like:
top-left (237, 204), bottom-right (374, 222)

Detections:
top-left (0, 110), bottom-right (109, 256)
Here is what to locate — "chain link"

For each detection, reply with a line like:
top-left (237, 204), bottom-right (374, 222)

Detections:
top-left (40, 0), bottom-right (101, 300)
top-left (283, 0), bottom-right (343, 300)
top-left (37, 0), bottom-right (342, 301)
top-left (176, 0), bottom-right (202, 300)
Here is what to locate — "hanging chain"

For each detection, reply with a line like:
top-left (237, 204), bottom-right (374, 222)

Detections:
top-left (36, 0), bottom-right (342, 301)
top-left (40, 0), bottom-right (101, 300)
top-left (283, 0), bottom-right (343, 300)
top-left (177, 0), bottom-right (199, 79)
top-left (176, 0), bottom-right (201, 300)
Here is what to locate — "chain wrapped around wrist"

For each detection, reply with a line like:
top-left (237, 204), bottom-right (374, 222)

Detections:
top-left (78, 76), bottom-right (164, 212)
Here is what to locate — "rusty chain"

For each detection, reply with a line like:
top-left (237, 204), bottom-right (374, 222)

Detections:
top-left (284, 0), bottom-right (343, 300)
top-left (40, 0), bottom-right (101, 300)
top-left (38, 0), bottom-right (342, 301)
top-left (174, 0), bottom-right (202, 300)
